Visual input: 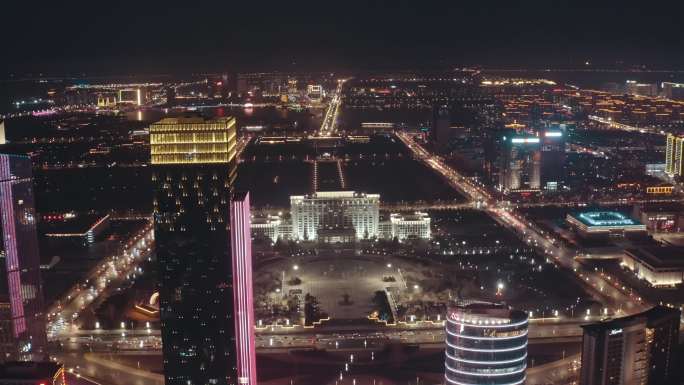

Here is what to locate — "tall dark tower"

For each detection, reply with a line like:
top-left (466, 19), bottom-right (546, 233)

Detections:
top-left (0, 153), bottom-right (47, 362)
top-left (150, 116), bottom-right (238, 385)
top-left (540, 129), bottom-right (565, 191)
top-left (165, 87), bottom-right (177, 107)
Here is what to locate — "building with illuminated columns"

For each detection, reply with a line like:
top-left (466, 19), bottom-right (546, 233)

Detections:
top-left (665, 133), bottom-right (684, 177)
top-left (151, 116), bottom-right (238, 385)
top-left (0, 120), bottom-right (6, 145)
top-left (445, 302), bottom-right (528, 385)
top-left (388, 212), bottom-right (431, 242)
top-left (621, 246), bottom-right (684, 287)
top-left (0, 153), bottom-right (47, 362)
top-left (290, 191), bottom-right (379, 241)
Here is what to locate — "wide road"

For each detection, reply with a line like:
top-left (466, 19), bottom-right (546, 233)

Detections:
top-left (47, 221), bottom-right (155, 339)
top-left (318, 79), bottom-right (346, 136)
top-left (396, 132), bottom-right (650, 315)
top-left (55, 316), bottom-right (594, 354)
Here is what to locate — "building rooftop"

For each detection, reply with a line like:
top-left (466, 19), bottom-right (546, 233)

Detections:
top-left (448, 302), bottom-right (527, 323)
top-left (291, 191), bottom-right (380, 200)
top-left (40, 213), bottom-right (109, 236)
top-left (581, 306), bottom-right (680, 333)
top-left (571, 211), bottom-right (641, 227)
top-left (0, 361), bottom-right (62, 380)
top-left (624, 246), bottom-right (684, 269)
top-left (390, 212), bottom-right (430, 223)
top-left (638, 202), bottom-right (684, 213)
top-left (152, 116), bottom-right (235, 125)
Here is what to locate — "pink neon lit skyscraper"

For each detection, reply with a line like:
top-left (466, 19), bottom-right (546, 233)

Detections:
top-left (230, 191), bottom-right (257, 385)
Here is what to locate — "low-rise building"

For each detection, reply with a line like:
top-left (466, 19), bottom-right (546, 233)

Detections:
top-left (251, 215), bottom-right (283, 243)
top-left (622, 246), bottom-right (684, 287)
top-left (633, 203), bottom-right (684, 233)
top-left (389, 212), bottom-right (431, 242)
top-left (566, 211), bottom-right (646, 238)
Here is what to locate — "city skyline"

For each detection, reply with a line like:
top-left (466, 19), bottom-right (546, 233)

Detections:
top-left (1, 3), bottom-right (684, 385)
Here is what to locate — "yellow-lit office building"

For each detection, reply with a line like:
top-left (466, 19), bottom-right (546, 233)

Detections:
top-left (150, 116), bottom-right (237, 179)
top-left (665, 133), bottom-right (684, 176)
top-left (150, 115), bottom-right (239, 385)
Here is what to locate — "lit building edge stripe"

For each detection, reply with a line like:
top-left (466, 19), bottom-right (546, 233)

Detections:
top-left (230, 192), bottom-right (257, 385)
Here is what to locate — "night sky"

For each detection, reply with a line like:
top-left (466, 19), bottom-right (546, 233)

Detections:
top-left (2, 0), bottom-right (684, 75)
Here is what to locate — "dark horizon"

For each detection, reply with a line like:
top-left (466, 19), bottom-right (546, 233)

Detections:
top-left (3, 1), bottom-right (684, 75)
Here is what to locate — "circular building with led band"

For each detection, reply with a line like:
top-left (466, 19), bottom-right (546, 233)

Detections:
top-left (445, 303), bottom-right (528, 385)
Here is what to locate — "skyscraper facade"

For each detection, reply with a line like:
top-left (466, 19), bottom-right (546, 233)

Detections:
top-left (229, 192), bottom-right (257, 385)
top-left (498, 135), bottom-right (541, 193)
top-left (665, 133), bottom-right (684, 177)
top-left (0, 154), bottom-right (47, 362)
top-left (151, 117), bottom-right (238, 385)
top-left (445, 302), bottom-right (528, 385)
top-left (580, 306), bottom-right (680, 385)
top-left (431, 104), bottom-right (451, 151)
top-left (540, 129), bottom-right (565, 191)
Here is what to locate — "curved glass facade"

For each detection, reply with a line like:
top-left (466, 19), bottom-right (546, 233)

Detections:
top-left (445, 304), bottom-right (528, 385)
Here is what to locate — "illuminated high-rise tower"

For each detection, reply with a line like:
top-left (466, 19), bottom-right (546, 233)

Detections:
top-left (0, 153), bottom-right (47, 362)
top-left (229, 191), bottom-right (257, 385)
top-left (151, 116), bottom-right (238, 385)
top-left (540, 129), bottom-right (565, 191)
top-left (499, 134), bottom-right (541, 193)
top-left (665, 133), bottom-right (684, 177)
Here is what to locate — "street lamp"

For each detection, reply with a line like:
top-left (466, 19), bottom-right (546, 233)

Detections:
top-left (292, 264), bottom-right (299, 271)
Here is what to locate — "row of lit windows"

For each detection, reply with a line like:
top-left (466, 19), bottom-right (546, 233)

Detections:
top-left (149, 122), bottom-right (235, 133)
top-left (153, 173), bottom-right (228, 181)
top-left (151, 153), bottom-right (234, 164)
top-left (151, 143), bottom-right (231, 155)
top-left (150, 132), bottom-right (233, 144)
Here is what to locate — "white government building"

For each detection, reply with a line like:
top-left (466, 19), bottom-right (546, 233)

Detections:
top-left (251, 191), bottom-right (430, 243)
top-left (291, 191), bottom-right (380, 241)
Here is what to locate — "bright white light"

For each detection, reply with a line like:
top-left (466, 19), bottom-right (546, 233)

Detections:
top-left (511, 137), bottom-right (540, 144)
